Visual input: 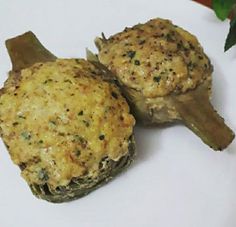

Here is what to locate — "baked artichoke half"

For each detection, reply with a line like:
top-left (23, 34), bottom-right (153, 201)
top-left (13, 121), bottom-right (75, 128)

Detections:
top-left (94, 18), bottom-right (234, 151)
top-left (0, 32), bottom-right (135, 203)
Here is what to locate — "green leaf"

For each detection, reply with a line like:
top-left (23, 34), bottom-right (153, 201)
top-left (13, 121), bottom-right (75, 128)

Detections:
top-left (225, 16), bottom-right (236, 51)
top-left (212, 0), bottom-right (236, 20)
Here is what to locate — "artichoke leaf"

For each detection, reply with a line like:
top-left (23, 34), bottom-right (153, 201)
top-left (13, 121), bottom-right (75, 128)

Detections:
top-left (171, 85), bottom-right (235, 151)
top-left (6, 31), bottom-right (56, 71)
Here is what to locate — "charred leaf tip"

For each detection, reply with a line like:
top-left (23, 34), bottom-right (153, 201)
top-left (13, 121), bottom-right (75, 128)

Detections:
top-left (101, 32), bottom-right (107, 40)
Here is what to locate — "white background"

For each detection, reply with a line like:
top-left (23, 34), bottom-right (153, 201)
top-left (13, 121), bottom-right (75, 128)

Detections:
top-left (0, 0), bottom-right (236, 227)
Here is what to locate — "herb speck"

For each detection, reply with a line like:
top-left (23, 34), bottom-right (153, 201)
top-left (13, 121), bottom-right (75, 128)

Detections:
top-left (75, 150), bottom-right (81, 157)
top-left (78, 111), bottom-right (83, 116)
top-left (21, 132), bottom-right (31, 140)
top-left (49, 120), bottom-right (56, 126)
top-left (38, 169), bottom-right (49, 181)
top-left (153, 76), bottom-right (161, 83)
top-left (64, 79), bottom-right (72, 84)
top-left (43, 79), bottom-right (53, 84)
top-left (73, 135), bottom-right (87, 147)
top-left (139, 40), bottom-right (146, 45)
top-left (127, 51), bottom-right (136, 59)
top-left (111, 91), bottom-right (118, 99)
top-left (83, 120), bottom-right (90, 127)
top-left (99, 135), bottom-right (105, 140)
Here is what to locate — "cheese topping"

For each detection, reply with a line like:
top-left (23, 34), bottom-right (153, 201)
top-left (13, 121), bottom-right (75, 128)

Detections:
top-left (0, 59), bottom-right (135, 188)
top-left (97, 18), bottom-right (212, 98)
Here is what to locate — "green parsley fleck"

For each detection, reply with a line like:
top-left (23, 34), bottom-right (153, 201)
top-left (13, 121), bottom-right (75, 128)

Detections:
top-left (153, 76), bottom-right (161, 83)
top-left (111, 91), bottom-right (118, 99)
top-left (64, 79), bottom-right (72, 83)
top-left (75, 149), bottom-right (81, 157)
top-left (21, 132), bottom-right (31, 140)
top-left (49, 120), bottom-right (56, 126)
top-left (38, 169), bottom-right (49, 181)
top-left (18, 115), bottom-right (26, 119)
top-left (139, 40), bottom-right (146, 45)
top-left (127, 51), bottom-right (136, 59)
top-left (43, 79), bottom-right (53, 84)
top-left (134, 60), bottom-right (140, 65)
top-left (78, 111), bottom-right (84, 116)
top-left (83, 120), bottom-right (90, 127)
top-left (99, 135), bottom-right (105, 140)
top-left (73, 135), bottom-right (87, 147)
top-left (12, 122), bottom-right (19, 126)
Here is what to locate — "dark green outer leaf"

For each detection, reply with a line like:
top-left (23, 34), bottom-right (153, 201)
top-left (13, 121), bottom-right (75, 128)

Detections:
top-left (225, 16), bottom-right (236, 51)
top-left (212, 0), bottom-right (236, 20)
top-left (30, 136), bottom-right (136, 203)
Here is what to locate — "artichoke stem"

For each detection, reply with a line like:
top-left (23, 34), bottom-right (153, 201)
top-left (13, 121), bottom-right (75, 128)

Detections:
top-left (172, 86), bottom-right (235, 151)
top-left (5, 31), bottom-right (56, 71)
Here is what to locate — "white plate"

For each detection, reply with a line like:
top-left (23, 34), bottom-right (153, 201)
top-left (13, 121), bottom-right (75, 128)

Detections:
top-left (0, 0), bottom-right (235, 227)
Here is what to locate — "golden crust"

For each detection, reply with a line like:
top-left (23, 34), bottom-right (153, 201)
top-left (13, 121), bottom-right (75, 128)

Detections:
top-left (0, 59), bottom-right (135, 189)
top-left (97, 18), bottom-right (212, 98)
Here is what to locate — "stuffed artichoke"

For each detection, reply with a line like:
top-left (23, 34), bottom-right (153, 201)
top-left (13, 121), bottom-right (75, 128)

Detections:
top-left (0, 32), bottom-right (135, 203)
top-left (94, 18), bottom-right (234, 151)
